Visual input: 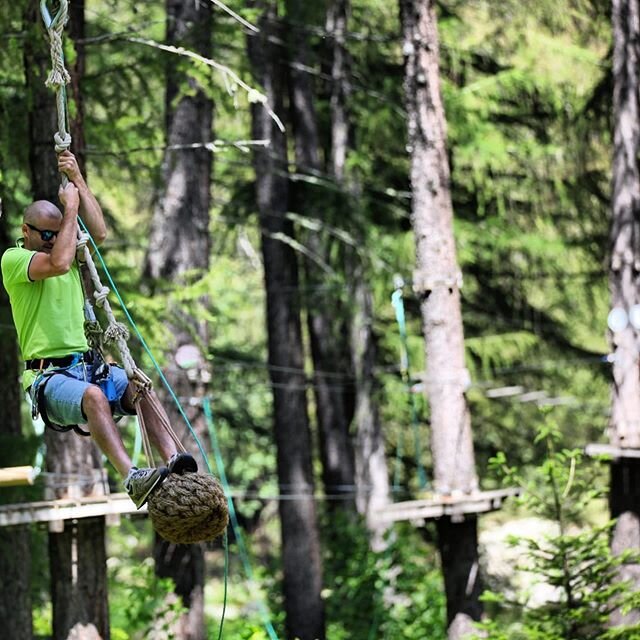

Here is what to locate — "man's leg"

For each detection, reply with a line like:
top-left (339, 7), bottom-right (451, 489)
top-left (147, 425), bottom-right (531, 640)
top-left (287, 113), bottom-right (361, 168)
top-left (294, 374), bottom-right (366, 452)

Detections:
top-left (43, 371), bottom-right (167, 507)
top-left (82, 385), bottom-right (168, 508)
top-left (81, 384), bottom-right (132, 477)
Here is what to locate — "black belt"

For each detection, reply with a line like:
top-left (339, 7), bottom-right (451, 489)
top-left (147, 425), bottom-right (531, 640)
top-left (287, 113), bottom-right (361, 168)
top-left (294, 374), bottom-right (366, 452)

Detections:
top-left (25, 350), bottom-right (94, 370)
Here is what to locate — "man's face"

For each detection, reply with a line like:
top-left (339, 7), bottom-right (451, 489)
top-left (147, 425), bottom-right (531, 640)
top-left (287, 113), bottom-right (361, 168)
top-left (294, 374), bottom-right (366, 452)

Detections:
top-left (22, 204), bottom-right (62, 254)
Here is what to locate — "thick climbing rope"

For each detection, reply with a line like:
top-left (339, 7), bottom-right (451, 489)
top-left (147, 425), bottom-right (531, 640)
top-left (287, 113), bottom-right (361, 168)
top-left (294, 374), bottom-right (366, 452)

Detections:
top-left (42, 0), bottom-right (72, 164)
top-left (40, 0), bottom-right (186, 465)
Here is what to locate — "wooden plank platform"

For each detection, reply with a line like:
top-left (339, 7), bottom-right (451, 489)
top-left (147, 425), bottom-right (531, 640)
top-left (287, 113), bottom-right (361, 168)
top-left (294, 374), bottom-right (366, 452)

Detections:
top-left (0, 492), bottom-right (145, 527)
top-left (585, 444), bottom-right (640, 460)
top-left (375, 488), bottom-right (521, 525)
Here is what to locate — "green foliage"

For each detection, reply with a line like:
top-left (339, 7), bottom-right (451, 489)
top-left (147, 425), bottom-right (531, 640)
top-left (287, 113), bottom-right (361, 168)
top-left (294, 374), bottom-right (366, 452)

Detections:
top-left (0, 0), bottom-right (626, 635)
top-left (478, 418), bottom-right (640, 639)
top-left (322, 513), bottom-right (447, 640)
top-left (109, 557), bottom-right (186, 640)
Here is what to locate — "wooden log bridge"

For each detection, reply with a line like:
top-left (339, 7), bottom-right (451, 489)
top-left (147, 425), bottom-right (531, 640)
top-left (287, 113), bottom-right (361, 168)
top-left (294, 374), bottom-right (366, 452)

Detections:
top-left (0, 492), bottom-right (144, 530)
top-left (375, 488), bottom-right (521, 525)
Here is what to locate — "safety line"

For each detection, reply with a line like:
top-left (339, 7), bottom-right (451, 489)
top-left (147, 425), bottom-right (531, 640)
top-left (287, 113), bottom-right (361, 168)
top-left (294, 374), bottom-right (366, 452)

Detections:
top-left (78, 222), bottom-right (230, 636)
top-left (79, 222), bottom-right (280, 639)
top-left (203, 397), bottom-right (280, 640)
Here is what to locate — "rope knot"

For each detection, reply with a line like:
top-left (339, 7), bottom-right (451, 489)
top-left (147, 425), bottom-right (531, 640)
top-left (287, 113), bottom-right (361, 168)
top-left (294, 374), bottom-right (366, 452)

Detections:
top-left (76, 232), bottom-right (90, 251)
top-left (93, 286), bottom-right (110, 307)
top-left (54, 131), bottom-right (72, 153)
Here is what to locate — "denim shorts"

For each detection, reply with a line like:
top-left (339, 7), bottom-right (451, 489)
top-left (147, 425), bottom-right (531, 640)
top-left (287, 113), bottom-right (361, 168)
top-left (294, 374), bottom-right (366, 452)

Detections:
top-left (36, 361), bottom-right (134, 427)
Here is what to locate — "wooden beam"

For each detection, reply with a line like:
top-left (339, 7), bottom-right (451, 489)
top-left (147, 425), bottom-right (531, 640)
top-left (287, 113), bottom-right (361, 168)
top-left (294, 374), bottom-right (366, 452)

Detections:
top-left (0, 466), bottom-right (38, 487)
top-left (585, 444), bottom-right (640, 460)
top-left (374, 488), bottom-right (521, 525)
top-left (0, 493), bottom-right (145, 527)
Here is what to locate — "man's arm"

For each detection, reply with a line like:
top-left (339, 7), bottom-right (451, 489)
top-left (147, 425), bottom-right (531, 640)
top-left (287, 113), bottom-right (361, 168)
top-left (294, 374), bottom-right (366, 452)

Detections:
top-left (28, 182), bottom-right (81, 281)
top-left (58, 151), bottom-right (107, 245)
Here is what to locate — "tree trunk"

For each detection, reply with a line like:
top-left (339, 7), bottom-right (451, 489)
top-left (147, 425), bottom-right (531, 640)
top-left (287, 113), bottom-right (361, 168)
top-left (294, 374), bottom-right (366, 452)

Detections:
top-left (143, 1), bottom-right (213, 638)
top-left (326, 0), bottom-right (350, 183)
top-left (25, 2), bottom-right (110, 638)
top-left (324, 0), bottom-right (391, 536)
top-left (248, 5), bottom-right (325, 639)
top-left (0, 187), bottom-right (32, 640)
top-left (49, 518), bottom-right (109, 640)
top-left (399, 0), bottom-right (481, 636)
top-left (351, 269), bottom-right (391, 546)
top-left (609, 0), bottom-right (640, 624)
top-left (610, 0), bottom-right (640, 449)
top-left (284, 0), bottom-right (356, 511)
top-left (68, 0), bottom-right (87, 175)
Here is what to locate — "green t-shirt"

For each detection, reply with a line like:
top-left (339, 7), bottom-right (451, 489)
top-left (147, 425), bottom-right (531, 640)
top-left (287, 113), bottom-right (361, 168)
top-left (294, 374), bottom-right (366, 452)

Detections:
top-left (1, 246), bottom-right (88, 389)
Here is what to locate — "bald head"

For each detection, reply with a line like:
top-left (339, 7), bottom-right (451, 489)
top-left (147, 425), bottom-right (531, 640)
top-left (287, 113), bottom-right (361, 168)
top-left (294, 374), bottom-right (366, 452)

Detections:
top-left (22, 200), bottom-right (63, 252)
top-left (24, 200), bottom-right (62, 226)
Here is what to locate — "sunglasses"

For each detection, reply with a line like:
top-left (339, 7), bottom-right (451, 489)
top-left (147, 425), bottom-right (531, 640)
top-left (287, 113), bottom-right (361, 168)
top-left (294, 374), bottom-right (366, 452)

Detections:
top-left (26, 223), bottom-right (59, 242)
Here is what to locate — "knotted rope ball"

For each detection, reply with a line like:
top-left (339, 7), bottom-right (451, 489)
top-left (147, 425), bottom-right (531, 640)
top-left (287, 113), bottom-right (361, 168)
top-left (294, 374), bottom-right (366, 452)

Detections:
top-left (148, 472), bottom-right (229, 544)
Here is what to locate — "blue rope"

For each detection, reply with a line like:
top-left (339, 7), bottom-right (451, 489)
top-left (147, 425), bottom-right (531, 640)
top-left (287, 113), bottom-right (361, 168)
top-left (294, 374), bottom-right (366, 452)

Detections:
top-left (391, 286), bottom-right (428, 490)
top-left (203, 397), bottom-right (280, 640)
top-left (79, 220), bottom-right (209, 463)
top-left (79, 224), bottom-right (279, 639)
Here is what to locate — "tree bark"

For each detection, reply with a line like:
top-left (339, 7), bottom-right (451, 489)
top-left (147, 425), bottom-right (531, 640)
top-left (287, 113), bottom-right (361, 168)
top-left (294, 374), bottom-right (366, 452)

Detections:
top-left (25, 2), bottom-right (110, 637)
top-left (351, 269), bottom-right (391, 546)
top-left (324, 0), bottom-right (391, 537)
top-left (608, 0), bottom-right (640, 626)
top-left (145, 0), bottom-right (213, 282)
top-left (326, 0), bottom-right (350, 183)
top-left (49, 519), bottom-right (109, 640)
top-left (399, 0), bottom-right (481, 636)
top-left (284, 0), bottom-right (356, 511)
top-left (68, 0), bottom-right (87, 175)
top-left (610, 0), bottom-right (640, 449)
top-left (143, 1), bottom-right (214, 638)
top-left (248, 5), bottom-right (326, 638)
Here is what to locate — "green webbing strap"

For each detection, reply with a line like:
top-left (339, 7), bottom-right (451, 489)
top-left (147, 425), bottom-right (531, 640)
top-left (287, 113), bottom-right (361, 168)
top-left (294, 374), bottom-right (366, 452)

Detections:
top-left (203, 398), bottom-right (280, 640)
top-left (391, 284), bottom-right (427, 490)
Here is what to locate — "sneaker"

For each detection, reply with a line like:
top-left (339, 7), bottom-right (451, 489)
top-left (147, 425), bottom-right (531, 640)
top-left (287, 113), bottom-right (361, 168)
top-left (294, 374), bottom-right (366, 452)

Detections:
top-left (124, 466), bottom-right (169, 509)
top-left (167, 452), bottom-right (198, 475)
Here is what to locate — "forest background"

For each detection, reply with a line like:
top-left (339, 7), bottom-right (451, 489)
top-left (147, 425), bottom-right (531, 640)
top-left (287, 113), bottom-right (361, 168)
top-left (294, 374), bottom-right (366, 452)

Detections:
top-left (0, 0), bottom-right (631, 639)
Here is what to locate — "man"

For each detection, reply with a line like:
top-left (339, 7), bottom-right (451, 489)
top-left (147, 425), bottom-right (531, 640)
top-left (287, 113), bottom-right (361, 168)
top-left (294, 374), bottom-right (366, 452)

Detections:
top-left (1, 150), bottom-right (196, 508)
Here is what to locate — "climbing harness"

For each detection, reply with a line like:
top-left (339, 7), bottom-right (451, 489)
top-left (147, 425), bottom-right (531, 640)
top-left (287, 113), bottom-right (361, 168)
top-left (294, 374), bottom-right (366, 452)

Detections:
top-left (28, 350), bottom-right (122, 438)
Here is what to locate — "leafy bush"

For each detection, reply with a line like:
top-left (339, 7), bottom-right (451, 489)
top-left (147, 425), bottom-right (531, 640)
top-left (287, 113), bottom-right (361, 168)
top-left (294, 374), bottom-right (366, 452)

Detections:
top-left (322, 512), bottom-right (447, 640)
top-left (110, 558), bottom-right (186, 640)
top-left (476, 419), bottom-right (640, 640)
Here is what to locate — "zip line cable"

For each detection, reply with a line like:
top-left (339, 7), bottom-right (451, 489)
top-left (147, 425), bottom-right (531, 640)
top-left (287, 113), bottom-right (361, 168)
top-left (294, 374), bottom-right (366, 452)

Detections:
top-left (203, 398), bottom-right (280, 640)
